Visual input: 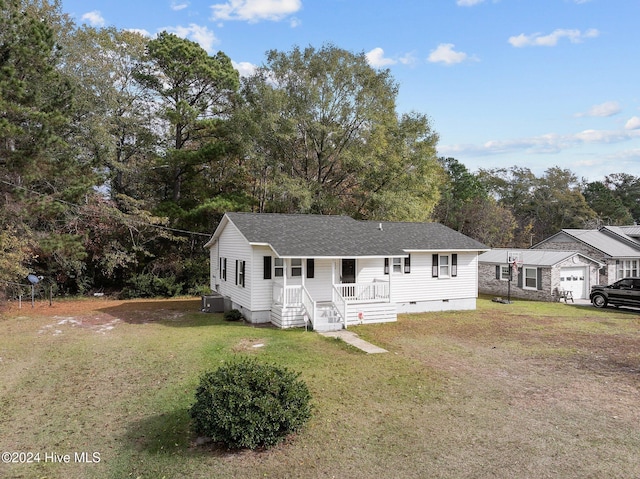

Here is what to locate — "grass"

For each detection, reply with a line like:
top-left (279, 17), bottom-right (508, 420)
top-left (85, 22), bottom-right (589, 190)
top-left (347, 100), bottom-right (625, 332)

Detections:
top-left (0, 297), bottom-right (639, 478)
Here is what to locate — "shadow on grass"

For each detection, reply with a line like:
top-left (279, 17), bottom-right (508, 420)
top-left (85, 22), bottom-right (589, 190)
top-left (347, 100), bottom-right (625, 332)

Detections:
top-left (97, 299), bottom-right (224, 327)
top-left (568, 302), bottom-right (640, 316)
top-left (97, 298), bottom-right (282, 329)
top-left (123, 407), bottom-right (242, 458)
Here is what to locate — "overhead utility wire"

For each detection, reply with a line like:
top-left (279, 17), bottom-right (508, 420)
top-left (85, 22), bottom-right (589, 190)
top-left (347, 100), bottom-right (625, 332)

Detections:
top-left (0, 180), bottom-right (212, 237)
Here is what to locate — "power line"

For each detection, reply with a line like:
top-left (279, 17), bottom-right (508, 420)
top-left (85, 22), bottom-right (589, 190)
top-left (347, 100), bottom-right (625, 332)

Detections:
top-left (0, 179), bottom-right (212, 237)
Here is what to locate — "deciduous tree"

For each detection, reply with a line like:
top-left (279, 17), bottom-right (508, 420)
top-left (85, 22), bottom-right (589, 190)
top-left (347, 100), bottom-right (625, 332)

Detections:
top-left (237, 44), bottom-right (442, 220)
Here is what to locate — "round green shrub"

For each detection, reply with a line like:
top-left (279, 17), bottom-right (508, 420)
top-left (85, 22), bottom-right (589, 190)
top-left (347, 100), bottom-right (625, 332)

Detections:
top-left (190, 357), bottom-right (312, 449)
top-left (223, 309), bottom-right (243, 321)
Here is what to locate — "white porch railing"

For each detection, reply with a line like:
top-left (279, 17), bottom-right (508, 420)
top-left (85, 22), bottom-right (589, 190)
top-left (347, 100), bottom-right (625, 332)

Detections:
top-left (273, 282), bottom-right (315, 327)
top-left (273, 283), bottom-right (302, 305)
top-left (333, 281), bottom-right (390, 302)
top-left (273, 280), bottom-right (391, 330)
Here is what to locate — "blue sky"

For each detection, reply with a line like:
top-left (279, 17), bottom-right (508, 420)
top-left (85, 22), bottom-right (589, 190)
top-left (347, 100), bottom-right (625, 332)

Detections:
top-left (60, 0), bottom-right (640, 182)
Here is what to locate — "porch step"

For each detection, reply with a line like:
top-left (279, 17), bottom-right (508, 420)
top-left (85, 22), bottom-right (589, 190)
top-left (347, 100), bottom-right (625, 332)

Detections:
top-left (314, 302), bottom-right (343, 332)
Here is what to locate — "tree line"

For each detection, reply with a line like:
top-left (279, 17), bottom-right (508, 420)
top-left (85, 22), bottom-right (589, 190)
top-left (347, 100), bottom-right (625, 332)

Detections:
top-left (1, 0), bottom-right (638, 298)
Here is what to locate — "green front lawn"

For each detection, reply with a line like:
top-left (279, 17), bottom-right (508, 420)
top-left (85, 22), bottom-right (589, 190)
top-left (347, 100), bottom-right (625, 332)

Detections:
top-left (1, 297), bottom-right (638, 478)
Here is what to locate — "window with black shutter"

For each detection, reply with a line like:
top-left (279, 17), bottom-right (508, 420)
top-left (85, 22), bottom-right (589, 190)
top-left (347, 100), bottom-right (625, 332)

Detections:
top-left (306, 259), bottom-right (315, 278)
top-left (263, 256), bottom-right (272, 279)
top-left (236, 260), bottom-right (245, 287)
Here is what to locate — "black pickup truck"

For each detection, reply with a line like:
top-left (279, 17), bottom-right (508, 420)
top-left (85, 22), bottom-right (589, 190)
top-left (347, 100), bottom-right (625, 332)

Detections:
top-left (590, 277), bottom-right (640, 308)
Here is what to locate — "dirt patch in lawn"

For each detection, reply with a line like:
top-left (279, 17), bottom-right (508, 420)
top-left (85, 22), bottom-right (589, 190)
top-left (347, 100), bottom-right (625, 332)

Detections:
top-left (232, 338), bottom-right (269, 352)
top-left (2, 297), bottom-right (203, 326)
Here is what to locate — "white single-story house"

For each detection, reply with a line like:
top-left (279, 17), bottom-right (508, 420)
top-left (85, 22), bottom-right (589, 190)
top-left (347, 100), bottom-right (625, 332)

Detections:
top-left (478, 249), bottom-right (603, 302)
top-left (532, 226), bottom-right (640, 285)
top-left (204, 212), bottom-right (488, 331)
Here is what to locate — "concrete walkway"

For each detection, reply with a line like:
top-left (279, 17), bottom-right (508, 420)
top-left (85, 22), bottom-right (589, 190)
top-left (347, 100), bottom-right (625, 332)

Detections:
top-left (319, 330), bottom-right (387, 354)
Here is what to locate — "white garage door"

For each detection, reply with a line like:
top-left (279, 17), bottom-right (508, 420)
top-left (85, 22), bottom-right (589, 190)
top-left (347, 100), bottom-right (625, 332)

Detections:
top-left (560, 267), bottom-right (586, 299)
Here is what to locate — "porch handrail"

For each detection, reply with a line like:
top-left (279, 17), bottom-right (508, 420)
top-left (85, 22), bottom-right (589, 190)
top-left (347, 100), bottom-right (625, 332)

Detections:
top-left (332, 285), bottom-right (347, 329)
top-left (334, 281), bottom-right (390, 302)
top-left (300, 285), bottom-right (315, 328)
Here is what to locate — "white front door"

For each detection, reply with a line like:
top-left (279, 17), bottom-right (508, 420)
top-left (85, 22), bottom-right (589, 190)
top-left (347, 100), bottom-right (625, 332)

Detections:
top-left (560, 267), bottom-right (586, 299)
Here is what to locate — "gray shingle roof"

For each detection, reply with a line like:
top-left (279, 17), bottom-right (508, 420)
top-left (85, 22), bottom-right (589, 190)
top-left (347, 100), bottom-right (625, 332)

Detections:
top-left (544, 229), bottom-right (640, 258)
top-left (478, 249), bottom-right (600, 267)
top-left (212, 212), bottom-right (487, 257)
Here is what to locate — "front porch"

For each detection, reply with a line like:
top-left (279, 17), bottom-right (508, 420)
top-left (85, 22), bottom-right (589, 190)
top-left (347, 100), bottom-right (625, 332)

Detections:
top-left (271, 280), bottom-right (396, 331)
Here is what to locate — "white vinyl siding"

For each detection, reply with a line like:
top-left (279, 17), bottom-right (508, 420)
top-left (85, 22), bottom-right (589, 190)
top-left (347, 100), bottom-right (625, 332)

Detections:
top-left (216, 221), bottom-right (252, 309)
top-left (356, 253), bottom-right (478, 304)
top-left (304, 259), bottom-right (334, 303)
top-left (251, 245), bottom-right (276, 311)
top-left (392, 252), bottom-right (478, 303)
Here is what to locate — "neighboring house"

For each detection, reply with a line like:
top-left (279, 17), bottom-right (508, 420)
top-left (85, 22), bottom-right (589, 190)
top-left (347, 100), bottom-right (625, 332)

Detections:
top-left (478, 249), bottom-right (602, 302)
top-left (532, 226), bottom-right (640, 285)
top-left (204, 212), bottom-right (488, 331)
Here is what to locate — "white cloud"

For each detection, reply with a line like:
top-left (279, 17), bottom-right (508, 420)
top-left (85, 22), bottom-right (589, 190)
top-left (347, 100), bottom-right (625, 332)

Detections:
top-left (232, 60), bottom-right (258, 77)
top-left (399, 52), bottom-right (417, 66)
top-left (625, 116), bottom-right (640, 130)
top-left (574, 129), bottom-right (635, 144)
top-left (81, 10), bottom-right (105, 27)
top-left (428, 43), bottom-right (469, 65)
top-left (508, 28), bottom-right (599, 47)
top-left (171, 1), bottom-right (189, 11)
top-left (575, 101), bottom-right (621, 118)
top-left (366, 48), bottom-right (417, 68)
top-left (211, 0), bottom-right (302, 22)
top-left (439, 128), bottom-right (640, 157)
top-left (456, 0), bottom-right (485, 5)
top-left (163, 24), bottom-right (218, 53)
top-left (366, 48), bottom-right (396, 68)
top-left (289, 17), bottom-right (301, 28)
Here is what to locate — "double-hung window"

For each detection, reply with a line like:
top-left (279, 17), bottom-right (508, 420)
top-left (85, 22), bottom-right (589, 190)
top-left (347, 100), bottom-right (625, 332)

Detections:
top-left (291, 258), bottom-right (302, 277)
top-left (500, 265), bottom-right (511, 281)
top-left (524, 267), bottom-right (537, 289)
top-left (617, 259), bottom-right (638, 279)
top-left (385, 257), bottom-right (410, 274)
top-left (393, 257), bottom-right (402, 273)
top-left (432, 254), bottom-right (458, 278)
top-left (274, 258), bottom-right (284, 277)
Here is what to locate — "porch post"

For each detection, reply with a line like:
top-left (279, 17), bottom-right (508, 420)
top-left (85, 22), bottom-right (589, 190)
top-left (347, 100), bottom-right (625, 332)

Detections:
top-left (282, 259), bottom-right (287, 304)
top-left (332, 260), bottom-right (336, 285)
